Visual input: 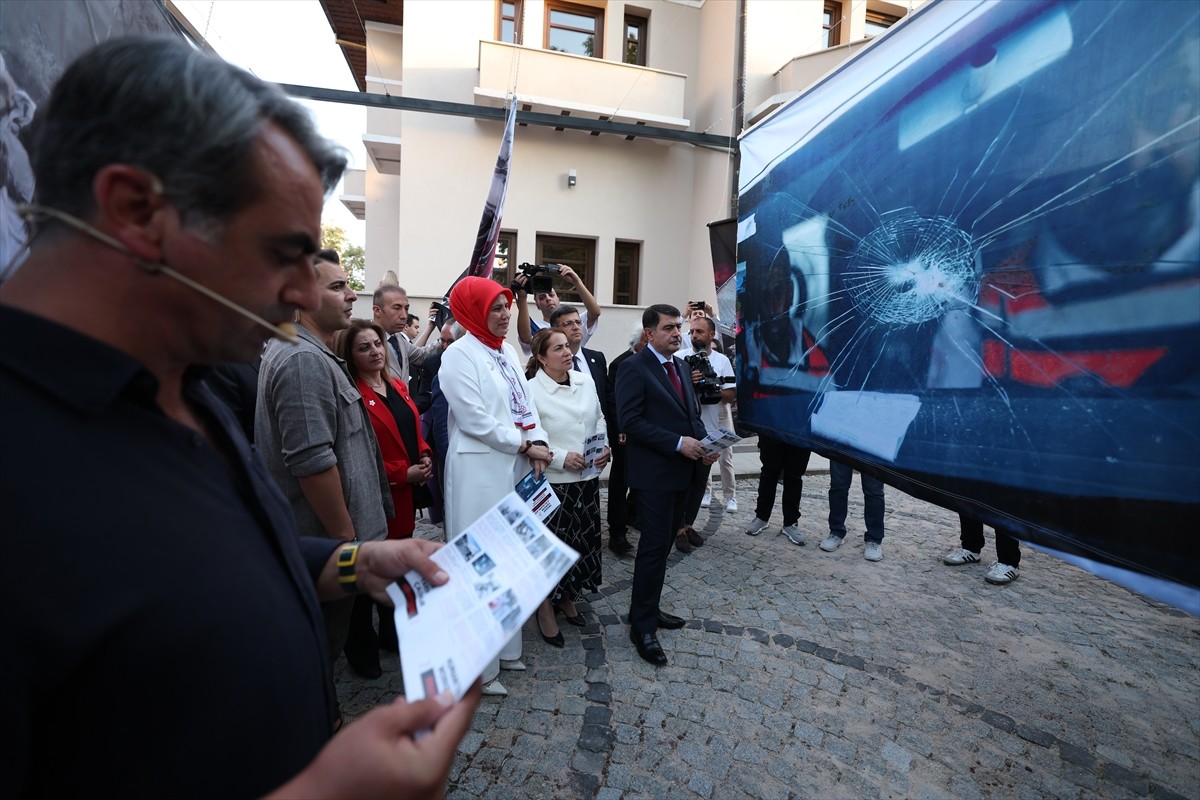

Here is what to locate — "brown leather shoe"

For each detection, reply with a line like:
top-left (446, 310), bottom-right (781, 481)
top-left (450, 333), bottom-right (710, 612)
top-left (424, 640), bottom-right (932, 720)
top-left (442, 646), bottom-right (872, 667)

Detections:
top-left (608, 534), bottom-right (634, 557)
top-left (674, 530), bottom-right (693, 553)
top-left (684, 526), bottom-right (704, 547)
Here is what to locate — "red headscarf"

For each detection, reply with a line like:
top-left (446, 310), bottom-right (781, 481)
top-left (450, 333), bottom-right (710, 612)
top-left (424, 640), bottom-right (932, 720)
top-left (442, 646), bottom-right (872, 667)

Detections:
top-left (449, 277), bottom-right (513, 350)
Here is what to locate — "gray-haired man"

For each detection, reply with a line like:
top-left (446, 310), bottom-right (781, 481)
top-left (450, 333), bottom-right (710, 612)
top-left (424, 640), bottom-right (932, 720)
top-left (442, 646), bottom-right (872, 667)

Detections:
top-left (0, 36), bottom-right (477, 799)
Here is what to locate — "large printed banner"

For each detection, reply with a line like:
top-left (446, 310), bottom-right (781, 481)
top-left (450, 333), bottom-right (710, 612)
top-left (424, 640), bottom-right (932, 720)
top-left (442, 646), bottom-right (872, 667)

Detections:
top-left (736, 0), bottom-right (1199, 609)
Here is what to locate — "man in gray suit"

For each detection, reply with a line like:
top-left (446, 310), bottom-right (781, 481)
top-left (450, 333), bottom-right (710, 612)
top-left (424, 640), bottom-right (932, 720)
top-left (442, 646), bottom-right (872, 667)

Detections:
top-left (257, 251), bottom-right (392, 678)
top-left (372, 284), bottom-right (440, 383)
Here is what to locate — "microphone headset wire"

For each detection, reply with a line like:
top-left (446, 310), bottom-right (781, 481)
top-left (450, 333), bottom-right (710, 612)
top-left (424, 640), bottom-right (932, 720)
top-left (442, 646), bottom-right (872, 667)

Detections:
top-left (13, 202), bottom-right (300, 344)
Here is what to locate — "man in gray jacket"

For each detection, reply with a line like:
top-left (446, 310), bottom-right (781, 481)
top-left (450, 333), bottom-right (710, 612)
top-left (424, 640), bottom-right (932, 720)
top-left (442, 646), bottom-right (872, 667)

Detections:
top-left (257, 252), bottom-right (392, 677)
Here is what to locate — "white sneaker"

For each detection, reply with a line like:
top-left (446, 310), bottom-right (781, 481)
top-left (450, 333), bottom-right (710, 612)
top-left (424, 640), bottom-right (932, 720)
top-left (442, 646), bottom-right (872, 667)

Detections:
top-left (819, 535), bottom-right (843, 552)
top-left (779, 524), bottom-right (805, 546)
top-left (984, 562), bottom-right (1019, 584)
top-left (700, 491), bottom-right (711, 508)
top-left (744, 517), bottom-right (769, 536)
top-left (943, 548), bottom-right (981, 566)
top-left (725, 498), bottom-right (738, 513)
top-left (499, 658), bottom-right (526, 671)
top-left (481, 678), bottom-right (508, 697)
top-left (864, 541), bottom-right (883, 562)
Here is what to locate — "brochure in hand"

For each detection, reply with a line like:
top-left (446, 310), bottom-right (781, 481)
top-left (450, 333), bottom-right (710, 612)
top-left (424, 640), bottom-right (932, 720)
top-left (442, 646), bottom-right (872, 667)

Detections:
top-left (515, 468), bottom-right (560, 522)
top-left (699, 427), bottom-right (742, 456)
top-left (387, 491), bottom-right (579, 703)
top-left (578, 432), bottom-right (608, 480)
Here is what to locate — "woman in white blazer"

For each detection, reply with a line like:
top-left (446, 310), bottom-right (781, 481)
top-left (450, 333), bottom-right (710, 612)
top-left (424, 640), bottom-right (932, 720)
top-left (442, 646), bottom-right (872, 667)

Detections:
top-left (524, 328), bottom-right (609, 648)
top-left (440, 277), bottom-right (551, 697)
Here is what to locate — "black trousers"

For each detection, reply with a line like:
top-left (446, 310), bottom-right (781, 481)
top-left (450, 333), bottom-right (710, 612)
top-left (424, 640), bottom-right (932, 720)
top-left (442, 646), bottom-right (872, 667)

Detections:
top-left (960, 516), bottom-right (1021, 567)
top-left (753, 437), bottom-right (812, 526)
top-left (344, 593), bottom-right (380, 659)
top-left (628, 487), bottom-right (689, 635)
top-left (606, 436), bottom-right (636, 534)
top-left (683, 463), bottom-right (713, 527)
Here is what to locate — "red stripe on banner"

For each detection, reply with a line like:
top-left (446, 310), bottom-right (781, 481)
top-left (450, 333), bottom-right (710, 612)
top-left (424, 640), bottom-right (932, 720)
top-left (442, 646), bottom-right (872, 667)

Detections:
top-left (984, 342), bottom-right (1168, 387)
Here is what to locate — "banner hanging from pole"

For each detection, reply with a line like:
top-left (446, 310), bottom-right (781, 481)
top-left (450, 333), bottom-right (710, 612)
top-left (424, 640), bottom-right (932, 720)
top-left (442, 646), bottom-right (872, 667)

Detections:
top-left (434, 96), bottom-right (518, 328)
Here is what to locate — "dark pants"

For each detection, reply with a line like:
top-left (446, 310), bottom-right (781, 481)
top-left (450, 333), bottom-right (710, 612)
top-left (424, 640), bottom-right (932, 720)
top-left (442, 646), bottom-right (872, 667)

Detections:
top-left (683, 463), bottom-right (713, 526)
top-left (606, 435), bottom-right (637, 534)
top-left (322, 596), bottom-right (354, 665)
top-left (628, 487), bottom-right (689, 635)
top-left (960, 516), bottom-right (1021, 567)
top-left (344, 593), bottom-right (379, 660)
top-left (753, 436), bottom-right (811, 526)
top-left (828, 460), bottom-right (886, 543)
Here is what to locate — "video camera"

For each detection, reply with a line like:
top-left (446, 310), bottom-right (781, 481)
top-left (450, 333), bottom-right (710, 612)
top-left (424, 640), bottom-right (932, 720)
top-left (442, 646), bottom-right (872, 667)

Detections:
top-left (683, 352), bottom-right (735, 405)
top-left (511, 262), bottom-right (563, 295)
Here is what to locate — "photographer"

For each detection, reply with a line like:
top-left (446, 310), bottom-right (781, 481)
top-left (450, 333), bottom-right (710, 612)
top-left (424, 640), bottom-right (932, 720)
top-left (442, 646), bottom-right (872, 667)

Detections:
top-left (673, 313), bottom-right (736, 552)
top-left (682, 303), bottom-right (739, 513)
top-left (513, 263), bottom-right (601, 356)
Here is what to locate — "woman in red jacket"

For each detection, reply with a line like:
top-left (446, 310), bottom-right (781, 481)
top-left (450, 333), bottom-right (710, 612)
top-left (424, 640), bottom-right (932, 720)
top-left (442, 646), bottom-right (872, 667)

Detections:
top-left (338, 319), bottom-right (433, 539)
top-left (336, 319), bottom-right (432, 659)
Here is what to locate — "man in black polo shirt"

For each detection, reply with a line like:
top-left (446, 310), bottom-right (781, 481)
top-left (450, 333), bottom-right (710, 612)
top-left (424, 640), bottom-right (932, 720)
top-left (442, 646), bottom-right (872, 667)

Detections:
top-left (0, 37), bottom-right (478, 799)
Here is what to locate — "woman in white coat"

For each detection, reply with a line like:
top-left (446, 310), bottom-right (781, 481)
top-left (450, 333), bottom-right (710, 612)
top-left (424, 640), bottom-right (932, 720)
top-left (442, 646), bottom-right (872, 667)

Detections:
top-left (524, 328), bottom-right (609, 647)
top-left (440, 277), bottom-right (552, 697)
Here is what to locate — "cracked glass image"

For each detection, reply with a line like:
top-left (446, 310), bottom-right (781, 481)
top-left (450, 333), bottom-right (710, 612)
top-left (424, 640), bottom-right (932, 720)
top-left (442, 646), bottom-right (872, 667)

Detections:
top-left (736, 0), bottom-right (1199, 594)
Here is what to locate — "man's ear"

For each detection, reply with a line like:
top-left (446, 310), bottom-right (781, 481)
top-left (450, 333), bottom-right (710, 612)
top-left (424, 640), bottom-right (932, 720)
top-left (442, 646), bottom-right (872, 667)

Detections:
top-left (92, 165), bottom-right (170, 262)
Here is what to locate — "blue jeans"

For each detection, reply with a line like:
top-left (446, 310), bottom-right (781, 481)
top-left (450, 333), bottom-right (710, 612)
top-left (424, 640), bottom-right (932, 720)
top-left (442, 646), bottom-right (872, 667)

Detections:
top-left (827, 460), bottom-right (885, 543)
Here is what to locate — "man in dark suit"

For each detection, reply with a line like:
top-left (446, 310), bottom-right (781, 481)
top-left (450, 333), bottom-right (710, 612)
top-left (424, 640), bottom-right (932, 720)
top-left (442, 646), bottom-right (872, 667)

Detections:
top-left (616, 304), bottom-right (719, 666)
top-left (606, 324), bottom-right (649, 556)
top-left (550, 304), bottom-right (607, 412)
top-left (372, 285), bottom-right (440, 384)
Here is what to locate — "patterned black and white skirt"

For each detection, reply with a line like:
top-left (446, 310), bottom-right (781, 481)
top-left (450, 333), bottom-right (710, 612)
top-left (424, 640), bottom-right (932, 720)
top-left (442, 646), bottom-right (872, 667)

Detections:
top-left (547, 478), bottom-right (602, 603)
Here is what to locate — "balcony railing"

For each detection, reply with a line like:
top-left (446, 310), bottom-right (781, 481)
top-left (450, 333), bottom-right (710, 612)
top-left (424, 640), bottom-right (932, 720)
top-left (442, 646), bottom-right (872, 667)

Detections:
top-left (475, 41), bottom-right (689, 130)
top-left (339, 168), bottom-right (366, 220)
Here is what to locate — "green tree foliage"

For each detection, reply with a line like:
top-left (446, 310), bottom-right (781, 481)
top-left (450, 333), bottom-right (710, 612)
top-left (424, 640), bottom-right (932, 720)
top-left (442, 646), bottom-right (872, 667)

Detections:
top-left (321, 224), bottom-right (366, 291)
top-left (342, 245), bottom-right (366, 291)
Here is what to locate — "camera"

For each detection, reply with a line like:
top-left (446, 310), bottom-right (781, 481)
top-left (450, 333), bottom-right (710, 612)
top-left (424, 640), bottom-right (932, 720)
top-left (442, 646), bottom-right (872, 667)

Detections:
top-left (429, 300), bottom-right (448, 324)
top-left (683, 352), bottom-right (735, 405)
top-left (688, 300), bottom-right (705, 310)
top-left (511, 262), bottom-right (563, 295)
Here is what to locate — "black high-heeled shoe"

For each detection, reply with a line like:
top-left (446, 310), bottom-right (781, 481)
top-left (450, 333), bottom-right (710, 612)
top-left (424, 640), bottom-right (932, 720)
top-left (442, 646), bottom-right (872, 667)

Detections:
top-left (553, 601), bottom-right (585, 627)
top-left (536, 611), bottom-right (564, 648)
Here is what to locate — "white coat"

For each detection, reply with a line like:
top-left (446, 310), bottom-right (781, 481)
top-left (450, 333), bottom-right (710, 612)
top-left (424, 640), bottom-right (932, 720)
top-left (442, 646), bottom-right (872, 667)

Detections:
top-left (440, 333), bottom-right (546, 538)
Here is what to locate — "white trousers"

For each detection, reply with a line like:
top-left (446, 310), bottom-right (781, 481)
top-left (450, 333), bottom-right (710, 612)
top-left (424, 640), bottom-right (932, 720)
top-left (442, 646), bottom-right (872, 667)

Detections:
top-left (482, 632), bottom-right (523, 683)
top-left (706, 403), bottom-right (737, 500)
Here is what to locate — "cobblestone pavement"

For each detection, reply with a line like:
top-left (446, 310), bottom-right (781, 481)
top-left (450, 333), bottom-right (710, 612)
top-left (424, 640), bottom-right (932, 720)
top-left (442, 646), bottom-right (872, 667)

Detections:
top-left (335, 473), bottom-right (1200, 799)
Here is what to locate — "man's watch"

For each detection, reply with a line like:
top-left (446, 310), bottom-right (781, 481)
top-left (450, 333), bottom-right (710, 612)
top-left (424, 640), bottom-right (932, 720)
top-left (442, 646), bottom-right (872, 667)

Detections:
top-left (337, 542), bottom-right (361, 594)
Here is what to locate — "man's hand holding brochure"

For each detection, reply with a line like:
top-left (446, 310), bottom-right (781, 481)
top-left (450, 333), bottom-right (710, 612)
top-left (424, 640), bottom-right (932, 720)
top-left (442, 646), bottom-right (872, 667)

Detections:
top-left (700, 427), bottom-right (741, 456)
top-left (386, 491), bottom-right (579, 702)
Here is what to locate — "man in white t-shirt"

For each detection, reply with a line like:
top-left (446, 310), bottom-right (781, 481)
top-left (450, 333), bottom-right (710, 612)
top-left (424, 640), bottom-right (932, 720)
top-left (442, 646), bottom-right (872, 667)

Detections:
top-left (676, 307), bottom-right (738, 512)
top-left (675, 314), bottom-right (737, 551)
top-left (513, 264), bottom-right (601, 356)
